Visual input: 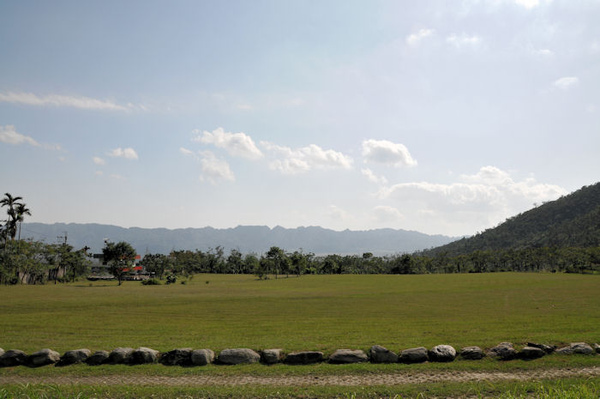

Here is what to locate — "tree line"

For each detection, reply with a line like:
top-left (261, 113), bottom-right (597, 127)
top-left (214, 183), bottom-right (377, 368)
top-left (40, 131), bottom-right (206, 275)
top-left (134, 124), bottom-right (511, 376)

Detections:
top-left (2, 192), bottom-right (599, 285)
top-left (140, 245), bottom-right (600, 279)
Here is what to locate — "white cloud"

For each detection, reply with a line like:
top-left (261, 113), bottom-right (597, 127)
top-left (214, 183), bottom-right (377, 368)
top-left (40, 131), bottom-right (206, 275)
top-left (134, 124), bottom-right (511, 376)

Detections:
top-left (446, 33), bottom-right (482, 48)
top-left (108, 147), bottom-right (139, 160)
top-left (513, 0), bottom-right (552, 9)
top-left (534, 48), bottom-right (554, 57)
top-left (261, 142), bottom-right (353, 174)
top-left (553, 76), bottom-right (579, 90)
top-left (93, 156), bottom-right (106, 165)
top-left (373, 206), bottom-right (404, 223)
top-left (194, 127), bottom-right (263, 160)
top-left (0, 91), bottom-right (140, 112)
top-left (198, 151), bottom-right (235, 184)
top-left (362, 139), bottom-right (417, 167)
top-left (328, 205), bottom-right (352, 222)
top-left (179, 147), bottom-right (195, 157)
top-left (0, 125), bottom-right (40, 146)
top-left (376, 166), bottom-right (567, 234)
top-left (406, 29), bottom-right (435, 47)
top-left (361, 168), bottom-right (388, 185)
top-left (514, 0), bottom-right (540, 8)
top-left (0, 124), bottom-right (61, 150)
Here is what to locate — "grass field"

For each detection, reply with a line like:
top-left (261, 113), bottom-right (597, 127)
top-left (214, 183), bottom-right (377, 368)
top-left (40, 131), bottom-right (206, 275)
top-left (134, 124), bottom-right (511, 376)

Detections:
top-left (1, 272), bottom-right (600, 398)
top-left (1, 272), bottom-right (599, 353)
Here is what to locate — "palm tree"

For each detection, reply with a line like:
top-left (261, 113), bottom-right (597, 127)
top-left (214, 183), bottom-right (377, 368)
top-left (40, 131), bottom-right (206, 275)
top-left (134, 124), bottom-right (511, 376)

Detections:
top-left (0, 193), bottom-right (25, 241)
top-left (15, 203), bottom-right (31, 241)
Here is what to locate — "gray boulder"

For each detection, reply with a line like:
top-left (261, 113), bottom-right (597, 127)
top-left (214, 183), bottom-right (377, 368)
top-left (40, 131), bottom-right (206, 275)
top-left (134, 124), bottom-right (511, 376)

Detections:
top-left (129, 347), bottom-right (159, 365)
top-left (108, 347), bottom-right (134, 364)
top-left (369, 345), bottom-right (398, 363)
top-left (160, 348), bottom-right (193, 366)
top-left (487, 342), bottom-right (517, 360)
top-left (526, 342), bottom-right (555, 354)
top-left (0, 349), bottom-right (27, 367)
top-left (399, 347), bottom-right (428, 364)
top-left (556, 342), bottom-right (594, 355)
top-left (218, 348), bottom-right (260, 365)
top-left (57, 349), bottom-right (92, 367)
top-left (0, 348), bottom-right (4, 357)
top-left (519, 346), bottom-right (546, 360)
top-left (284, 351), bottom-right (324, 365)
top-left (460, 346), bottom-right (485, 360)
top-left (594, 343), bottom-right (600, 354)
top-left (572, 342), bottom-right (594, 355)
top-left (329, 349), bottom-right (368, 364)
top-left (26, 349), bottom-right (61, 367)
top-left (428, 345), bottom-right (456, 362)
top-left (261, 349), bottom-right (284, 365)
top-left (191, 349), bottom-right (215, 366)
top-left (85, 350), bottom-right (110, 365)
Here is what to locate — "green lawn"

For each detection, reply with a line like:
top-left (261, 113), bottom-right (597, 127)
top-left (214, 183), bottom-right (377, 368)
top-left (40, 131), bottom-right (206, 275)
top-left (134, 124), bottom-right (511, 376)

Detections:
top-left (1, 272), bottom-right (599, 354)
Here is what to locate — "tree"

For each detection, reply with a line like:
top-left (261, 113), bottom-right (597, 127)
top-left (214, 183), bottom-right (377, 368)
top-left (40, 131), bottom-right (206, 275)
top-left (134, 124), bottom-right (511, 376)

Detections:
top-left (264, 246), bottom-right (290, 278)
top-left (14, 203), bottom-right (31, 241)
top-left (0, 193), bottom-right (25, 241)
top-left (48, 244), bottom-right (90, 283)
top-left (289, 250), bottom-right (311, 277)
top-left (102, 241), bottom-right (137, 285)
top-left (142, 253), bottom-right (171, 279)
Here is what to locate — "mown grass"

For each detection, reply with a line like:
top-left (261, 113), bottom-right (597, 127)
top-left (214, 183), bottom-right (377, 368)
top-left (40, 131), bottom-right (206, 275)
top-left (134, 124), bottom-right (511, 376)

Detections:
top-left (1, 273), bottom-right (600, 397)
top-left (0, 378), bottom-right (599, 398)
top-left (1, 273), bottom-right (599, 354)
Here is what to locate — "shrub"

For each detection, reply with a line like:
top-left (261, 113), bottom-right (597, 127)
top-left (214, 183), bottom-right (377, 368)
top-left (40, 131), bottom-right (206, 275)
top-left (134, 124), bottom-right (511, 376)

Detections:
top-left (141, 278), bottom-right (162, 286)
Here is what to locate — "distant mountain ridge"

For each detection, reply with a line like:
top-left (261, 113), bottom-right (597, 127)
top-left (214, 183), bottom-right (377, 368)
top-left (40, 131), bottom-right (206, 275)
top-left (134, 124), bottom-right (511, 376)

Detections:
top-left (421, 182), bottom-right (600, 257)
top-left (21, 223), bottom-right (457, 256)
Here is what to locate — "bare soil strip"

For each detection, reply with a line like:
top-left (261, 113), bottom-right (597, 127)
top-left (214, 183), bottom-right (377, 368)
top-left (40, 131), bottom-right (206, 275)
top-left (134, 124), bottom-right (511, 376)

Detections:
top-left (2, 367), bottom-right (600, 386)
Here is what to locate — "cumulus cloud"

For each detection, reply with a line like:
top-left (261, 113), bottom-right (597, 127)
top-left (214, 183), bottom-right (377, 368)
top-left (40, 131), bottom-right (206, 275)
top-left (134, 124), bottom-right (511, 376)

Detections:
top-left (362, 139), bottom-right (417, 167)
top-left (194, 127), bottom-right (263, 160)
top-left (361, 168), bottom-right (388, 185)
top-left (198, 151), bottom-right (235, 184)
top-left (0, 91), bottom-right (140, 112)
top-left (108, 147), bottom-right (139, 160)
top-left (261, 142), bottom-right (353, 174)
top-left (553, 76), bottom-right (579, 90)
top-left (93, 156), bottom-right (106, 165)
top-left (376, 166), bottom-right (567, 234)
top-left (406, 29), bottom-right (435, 47)
top-left (446, 33), bottom-right (482, 48)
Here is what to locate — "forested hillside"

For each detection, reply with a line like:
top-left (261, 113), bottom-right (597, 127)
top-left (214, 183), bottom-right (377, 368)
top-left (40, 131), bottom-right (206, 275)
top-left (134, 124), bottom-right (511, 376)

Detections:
top-left (422, 182), bottom-right (600, 257)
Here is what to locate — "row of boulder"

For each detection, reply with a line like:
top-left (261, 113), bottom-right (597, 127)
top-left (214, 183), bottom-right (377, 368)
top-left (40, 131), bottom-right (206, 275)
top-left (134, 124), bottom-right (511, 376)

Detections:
top-left (1, 342), bottom-right (598, 368)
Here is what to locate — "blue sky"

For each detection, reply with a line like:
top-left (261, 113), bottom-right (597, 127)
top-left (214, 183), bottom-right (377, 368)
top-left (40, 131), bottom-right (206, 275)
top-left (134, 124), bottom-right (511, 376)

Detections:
top-left (1, 0), bottom-right (598, 237)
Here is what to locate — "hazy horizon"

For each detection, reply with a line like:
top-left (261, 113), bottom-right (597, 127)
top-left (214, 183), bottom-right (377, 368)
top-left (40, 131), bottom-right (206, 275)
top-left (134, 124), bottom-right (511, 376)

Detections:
top-left (2, 1), bottom-right (598, 237)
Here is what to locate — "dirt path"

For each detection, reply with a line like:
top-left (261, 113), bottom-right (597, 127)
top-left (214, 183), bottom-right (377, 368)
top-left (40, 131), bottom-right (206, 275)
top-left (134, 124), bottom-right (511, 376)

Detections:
top-left (2, 367), bottom-right (600, 386)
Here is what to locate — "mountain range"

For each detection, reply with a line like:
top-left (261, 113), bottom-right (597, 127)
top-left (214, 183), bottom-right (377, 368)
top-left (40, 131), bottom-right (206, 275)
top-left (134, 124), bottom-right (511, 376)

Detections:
top-left (20, 223), bottom-right (457, 256)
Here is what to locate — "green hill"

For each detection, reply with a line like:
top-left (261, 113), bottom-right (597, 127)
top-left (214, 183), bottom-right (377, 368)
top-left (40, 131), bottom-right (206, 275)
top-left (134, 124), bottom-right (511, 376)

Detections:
top-left (423, 182), bottom-right (600, 257)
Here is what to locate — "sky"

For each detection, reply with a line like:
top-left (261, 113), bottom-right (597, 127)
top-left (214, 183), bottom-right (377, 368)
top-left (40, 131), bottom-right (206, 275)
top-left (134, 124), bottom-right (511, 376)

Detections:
top-left (0, 0), bottom-right (599, 237)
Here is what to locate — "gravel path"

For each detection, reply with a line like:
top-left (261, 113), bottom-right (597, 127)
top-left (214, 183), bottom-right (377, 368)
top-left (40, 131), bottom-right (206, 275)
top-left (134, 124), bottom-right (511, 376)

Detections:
top-left (2, 367), bottom-right (600, 386)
